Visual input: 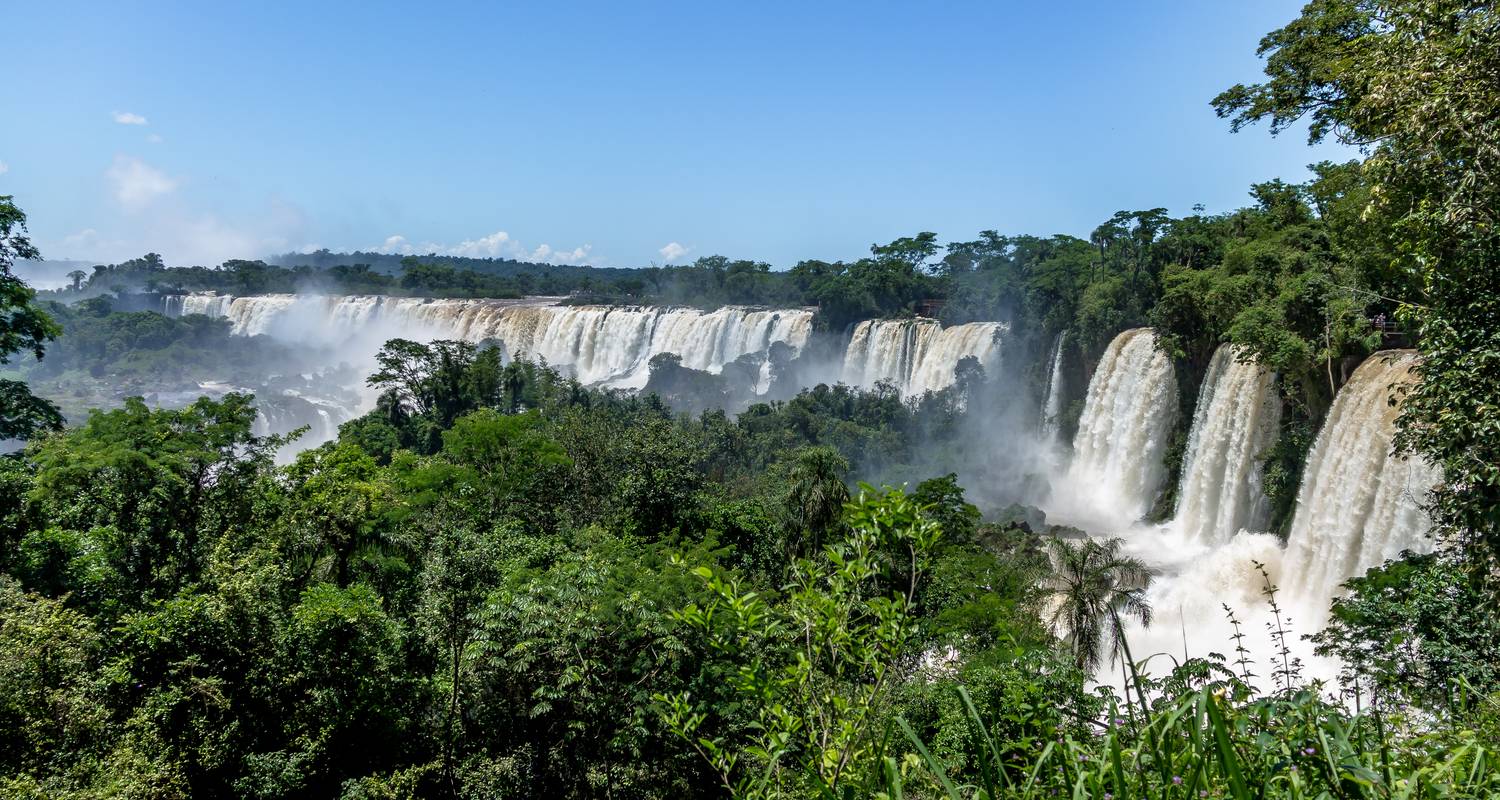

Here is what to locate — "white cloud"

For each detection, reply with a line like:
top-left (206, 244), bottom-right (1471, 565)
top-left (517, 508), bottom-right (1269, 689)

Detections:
top-left (376, 235), bottom-right (411, 254)
top-left (370, 230), bottom-right (598, 265)
top-left (537, 243), bottom-right (588, 265)
top-left (448, 230), bottom-right (514, 258)
top-left (0, 160), bottom-right (8, 176)
top-left (106, 155), bottom-right (177, 210)
top-left (113, 111), bottom-right (149, 125)
top-left (658, 241), bottom-right (690, 262)
top-left (146, 133), bottom-right (164, 144)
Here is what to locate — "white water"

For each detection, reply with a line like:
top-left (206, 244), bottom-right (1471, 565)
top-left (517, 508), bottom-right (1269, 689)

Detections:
top-left (840, 318), bottom-right (1006, 397)
top-left (167, 292), bottom-right (236, 318)
top-left (1091, 349), bottom-right (1437, 692)
top-left (1055, 328), bottom-right (1177, 525)
top-left (1280, 350), bottom-right (1439, 613)
top-left (252, 392), bottom-right (352, 457)
top-left (169, 292), bottom-right (815, 390)
top-left (1170, 345), bottom-right (1281, 545)
top-left (1039, 331), bottom-right (1066, 439)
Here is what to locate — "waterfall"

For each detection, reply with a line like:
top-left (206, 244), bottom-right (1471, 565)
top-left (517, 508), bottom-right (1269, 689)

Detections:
top-left (1063, 328), bottom-right (1177, 521)
top-left (840, 318), bottom-right (1005, 396)
top-left (165, 292), bottom-right (237, 319)
top-left (1171, 344), bottom-right (1281, 544)
top-left (164, 293), bottom-right (815, 390)
top-left (1039, 331), bottom-right (1066, 437)
top-left (1087, 348), bottom-right (1437, 690)
top-left (1280, 350), bottom-right (1439, 607)
top-left (250, 391), bottom-right (352, 461)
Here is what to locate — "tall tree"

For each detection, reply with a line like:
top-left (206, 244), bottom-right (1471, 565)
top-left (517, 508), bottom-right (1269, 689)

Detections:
top-left (1213, 0), bottom-right (1500, 582)
top-left (781, 446), bottom-right (850, 556)
top-left (1041, 537), bottom-right (1153, 673)
top-left (0, 196), bottom-right (64, 439)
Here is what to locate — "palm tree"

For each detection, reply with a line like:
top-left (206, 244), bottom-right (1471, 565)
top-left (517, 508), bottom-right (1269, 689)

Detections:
top-left (1042, 536), bottom-right (1154, 674)
top-left (783, 446), bottom-right (851, 556)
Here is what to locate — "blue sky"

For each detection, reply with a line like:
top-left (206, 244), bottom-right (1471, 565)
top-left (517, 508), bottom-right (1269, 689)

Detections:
top-left (1, 1), bottom-right (1349, 268)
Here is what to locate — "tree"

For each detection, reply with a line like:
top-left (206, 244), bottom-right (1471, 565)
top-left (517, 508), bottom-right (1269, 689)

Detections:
top-left (1213, 0), bottom-right (1500, 582)
top-left (281, 442), bottom-right (398, 587)
top-left (1312, 551), bottom-right (1500, 710)
top-left (0, 196), bottom-right (63, 440)
top-left (780, 446), bottom-right (850, 556)
top-left (24, 394), bottom-right (274, 605)
top-left (437, 409), bottom-right (571, 525)
top-left (0, 195), bottom-right (40, 276)
top-left (1041, 537), bottom-right (1153, 673)
top-left (0, 380), bottom-right (63, 440)
top-left (66, 270), bottom-right (87, 292)
top-left (911, 473), bottom-right (980, 543)
top-left (414, 515), bottom-right (507, 794)
top-left (658, 487), bottom-right (944, 798)
top-left (0, 578), bottom-right (108, 783)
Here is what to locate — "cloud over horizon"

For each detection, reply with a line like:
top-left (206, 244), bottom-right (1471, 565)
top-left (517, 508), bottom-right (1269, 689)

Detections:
top-left (658, 241), bottom-right (690, 263)
top-left (374, 230), bottom-right (599, 266)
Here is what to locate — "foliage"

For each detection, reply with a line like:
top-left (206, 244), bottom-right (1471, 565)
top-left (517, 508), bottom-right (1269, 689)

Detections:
top-left (2, 3), bottom-right (1498, 793)
top-left (657, 487), bottom-right (944, 798)
top-left (0, 196), bottom-right (63, 440)
top-left (1039, 537), bottom-right (1153, 673)
top-left (1214, 0), bottom-right (1500, 581)
top-left (888, 665), bottom-right (1500, 800)
top-left (1313, 551), bottom-right (1500, 710)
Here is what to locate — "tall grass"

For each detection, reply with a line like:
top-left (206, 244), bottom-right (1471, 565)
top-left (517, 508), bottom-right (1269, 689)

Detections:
top-left (882, 674), bottom-right (1499, 799)
top-left (878, 577), bottom-right (1500, 799)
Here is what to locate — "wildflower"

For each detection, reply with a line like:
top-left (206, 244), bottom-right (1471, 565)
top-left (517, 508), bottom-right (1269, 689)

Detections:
top-left (1303, 746), bottom-right (1316, 756)
top-left (1173, 776), bottom-right (1183, 785)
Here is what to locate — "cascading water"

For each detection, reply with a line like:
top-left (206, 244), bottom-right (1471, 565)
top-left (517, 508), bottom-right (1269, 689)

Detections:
top-left (1039, 331), bottom-right (1066, 438)
top-left (1059, 328), bottom-right (1177, 523)
top-left (1108, 349), bottom-right (1438, 692)
top-left (167, 292), bottom-right (237, 319)
top-left (840, 318), bottom-right (1005, 397)
top-left (165, 293), bottom-right (815, 389)
top-left (1170, 344), bottom-right (1281, 544)
top-left (1280, 350), bottom-right (1439, 609)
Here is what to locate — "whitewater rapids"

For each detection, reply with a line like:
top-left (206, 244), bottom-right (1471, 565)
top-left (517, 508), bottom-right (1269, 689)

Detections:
top-left (1069, 346), bottom-right (1438, 694)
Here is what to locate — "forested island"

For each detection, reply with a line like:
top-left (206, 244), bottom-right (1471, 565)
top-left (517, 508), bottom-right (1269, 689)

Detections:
top-left (3, 2), bottom-right (1499, 798)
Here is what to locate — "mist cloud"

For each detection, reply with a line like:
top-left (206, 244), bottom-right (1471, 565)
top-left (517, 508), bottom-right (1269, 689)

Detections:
top-left (41, 157), bottom-right (313, 267)
top-left (106, 155), bottom-right (177, 210)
